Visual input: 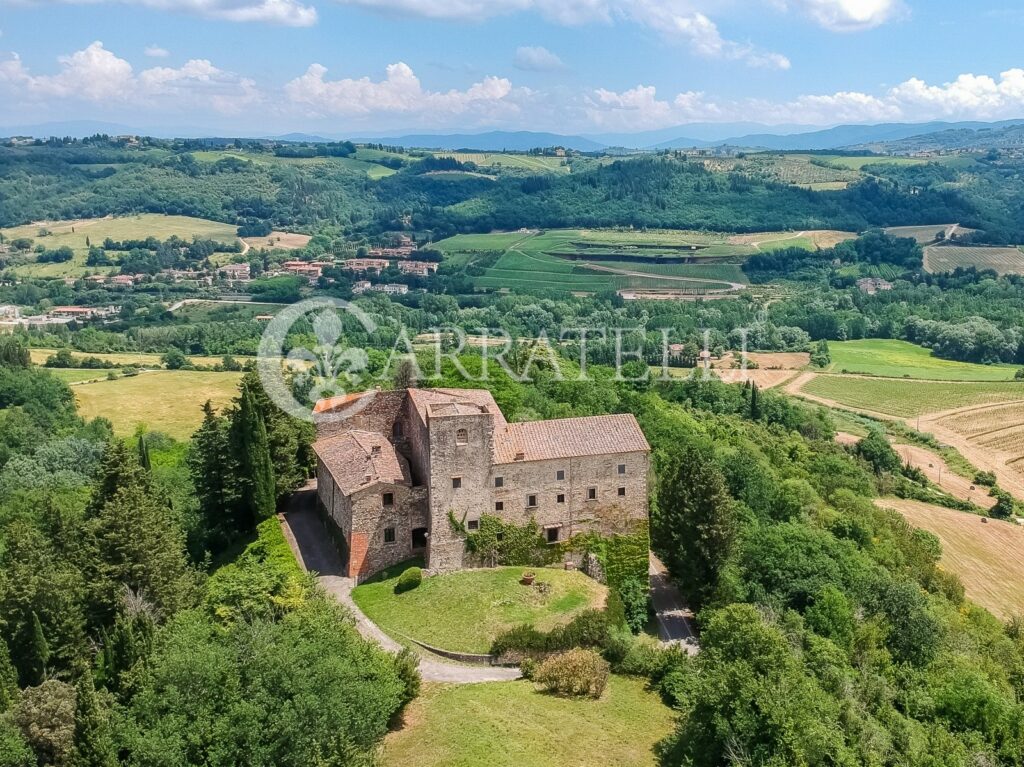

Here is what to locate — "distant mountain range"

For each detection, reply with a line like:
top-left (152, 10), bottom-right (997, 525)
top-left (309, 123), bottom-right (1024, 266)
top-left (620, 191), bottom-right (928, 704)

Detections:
top-left (4, 118), bottom-right (1024, 154)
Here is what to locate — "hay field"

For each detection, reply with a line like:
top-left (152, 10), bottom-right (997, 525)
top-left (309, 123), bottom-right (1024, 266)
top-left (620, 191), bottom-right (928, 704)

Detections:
top-left (924, 245), bottom-right (1024, 276)
top-left (241, 231), bottom-right (312, 251)
top-left (929, 402), bottom-right (1024, 490)
top-left (876, 498), bottom-right (1024, 619)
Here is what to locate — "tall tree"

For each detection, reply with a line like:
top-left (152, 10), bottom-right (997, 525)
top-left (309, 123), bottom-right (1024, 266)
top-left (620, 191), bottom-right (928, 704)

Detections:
top-left (26, 612), bottom-right (50, 686)
top-left (231, 382), bottom-right (276, 528)
top-left (87, 440), bottom-right (146, 517)
top-left (186, 401), bottom-right (235, 548)
top-left (136, 434), bottom-right (151, 474)
top-left (72, 675), bottom-right (116, 767)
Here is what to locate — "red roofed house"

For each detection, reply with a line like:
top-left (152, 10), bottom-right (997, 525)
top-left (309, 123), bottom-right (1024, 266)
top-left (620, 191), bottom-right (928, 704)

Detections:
top-left (312, 388), bottom-right (649, 580)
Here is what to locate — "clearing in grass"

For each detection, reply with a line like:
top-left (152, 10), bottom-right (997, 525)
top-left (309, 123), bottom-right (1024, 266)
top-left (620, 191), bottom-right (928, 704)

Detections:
top-left (383, 677), bottom-right (674, 767)
top-left (875, 498), bottom-right (1024, 619)
top-left (351, 565), bottom-right (605, 654)
top-left (827, 339), bottom-right (1020, 381)
top-left (73, 370), bottom-right (242, 440)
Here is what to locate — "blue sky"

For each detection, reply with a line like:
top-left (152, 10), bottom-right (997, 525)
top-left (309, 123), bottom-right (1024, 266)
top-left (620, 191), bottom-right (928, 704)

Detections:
top-left (2, 0), bottom-right (1024, 135)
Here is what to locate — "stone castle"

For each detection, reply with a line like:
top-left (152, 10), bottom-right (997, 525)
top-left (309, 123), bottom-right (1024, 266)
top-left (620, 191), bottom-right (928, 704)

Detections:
top-left (312, 388), bottom-right (650, 580)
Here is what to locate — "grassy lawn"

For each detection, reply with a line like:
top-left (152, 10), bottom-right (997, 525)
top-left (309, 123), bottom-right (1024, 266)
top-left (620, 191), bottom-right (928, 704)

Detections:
top-left (30, 348), bottom-right (249, 368)
top-left (876, 498), bottom-right (1024, 619)
top-left (800, 375), bottom-right (1024, 418)
top-left (2, 214), bottom-right (239, 277)
top-left (384, 677), bottom-right (674, 767)
top-left (48, 369), bottom-right (116, 384)
top-left (351, 566), bottom-right (605, 653)
top-left (828, 339), bottom-right (1019, 381)
top-left (73, 370), bottom-right (241, 439)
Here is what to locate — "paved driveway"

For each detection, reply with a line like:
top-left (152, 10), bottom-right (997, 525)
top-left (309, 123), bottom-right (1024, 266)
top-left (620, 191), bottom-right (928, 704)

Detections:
top-left (649, 553), bottom-right (700, 654)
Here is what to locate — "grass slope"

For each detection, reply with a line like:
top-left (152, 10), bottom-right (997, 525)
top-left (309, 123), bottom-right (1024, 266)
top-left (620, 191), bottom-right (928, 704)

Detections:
top-left (801, 375), bottom-right (1024, 418)
top-left (384, 677), bottom-right (674, 767)
top-left (351, 565), bottom-right (605, 653)
top-left (73, 370), bottom-right (241, 439)
top-left (828, 339), bottom-right (1019, 381)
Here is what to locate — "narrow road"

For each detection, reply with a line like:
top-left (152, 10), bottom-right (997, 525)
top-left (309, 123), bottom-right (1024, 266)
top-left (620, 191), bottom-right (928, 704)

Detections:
top-left (649, 553), bottom-right (699, 654)
top-left (280, 485), bottom-right (520, 684)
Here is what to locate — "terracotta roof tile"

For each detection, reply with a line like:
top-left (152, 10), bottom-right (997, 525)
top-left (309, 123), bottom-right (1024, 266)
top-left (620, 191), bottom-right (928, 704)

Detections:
top-left (494, 414), bottom-right (649, 464)
top-left (314, 429), bottom-right (410, 494)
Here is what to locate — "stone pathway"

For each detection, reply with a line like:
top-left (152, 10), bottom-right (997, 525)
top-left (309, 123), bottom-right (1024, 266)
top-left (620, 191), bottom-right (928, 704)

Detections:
top-left (649, 553), bottom-right (700, 655)
top-left (281, 486), bottom-right (520, 684)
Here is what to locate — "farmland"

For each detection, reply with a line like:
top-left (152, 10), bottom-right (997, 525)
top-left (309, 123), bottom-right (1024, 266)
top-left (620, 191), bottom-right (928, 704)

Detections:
top-left (875, 498), bottom-right (1024, 619)
top-left (797, 375), bottom-right (1024, 418)
top-left (241, 231), bottom-right (312, 250)
top-left (924, 244), bottom-right (1024, 275)
top-left (925, 401), bottom-right (1024, 498)
top-left (0, 214), bottom-right (239, 277)
top-left (827, 339), bottom-right (1020, 381)
top-left (73, 370), bottom-right (242, 439)
top-left (28, 347), bottom-right (251, 368)
top-left (190, 149), bottom-right (399, 179)
top-left (384, 677), bottom-right (674, 767)
top-left (436, 152), bottom-right (571, 174)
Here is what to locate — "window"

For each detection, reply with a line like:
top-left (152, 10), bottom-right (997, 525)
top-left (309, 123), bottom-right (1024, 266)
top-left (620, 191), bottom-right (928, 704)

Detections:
top-left (494, 476), bottom-right (504, 488)
top-left (452, 476), bottom-right (462, 489)
top-left (587, 487), bottom-right (597, 501)
top-left (495, 531), bottom-right (504, 542)
top-left (467, 519), bottom-right (480, 531)
top-left (382, 492), bottom-right (394, 507)
top-left (556, 469), bottom-right (565, 481)
top-left (557, 493), bottom-right (565, 504)
top-left (455, 428), bottom-right (468, 445)
top-left (618, 486), bottom-right (626, 497)
top-left (392, 421), bottom-right (403, 437)
top-left (495, 501), bottom-right (504, 512)
top-left (617, 463), bottom-right (626, 475)
top-left (527, 494), bottom-right (538, 508)
top-left (384, 527), bottom-right (395, 544)
top-left (546, 527), bottom-right (560, 543)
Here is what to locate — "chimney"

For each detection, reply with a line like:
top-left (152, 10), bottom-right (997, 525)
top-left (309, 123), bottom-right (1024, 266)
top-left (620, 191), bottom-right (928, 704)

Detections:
top-left (371, 445), bottom-right (381, 456)
top-left (514, 451), bottom-right (525, 461)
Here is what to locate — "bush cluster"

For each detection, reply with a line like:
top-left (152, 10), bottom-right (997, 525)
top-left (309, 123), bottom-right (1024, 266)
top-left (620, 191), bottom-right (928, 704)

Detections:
top-left (394, 567), bottom-right (422, 594)
top-left (491, 609), bottom-right (609, 663)
top-left (533, 649), bottom-right (609, 699)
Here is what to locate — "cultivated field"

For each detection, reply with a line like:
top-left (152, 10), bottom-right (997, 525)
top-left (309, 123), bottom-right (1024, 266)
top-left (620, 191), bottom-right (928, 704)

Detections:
top-left (190, 150), bottom-right (399, 179)
top-left (827, 339), bottom-right (1019, 381)
top-left (924, 244), bottom-right (1024, 276)
top-left (384, 677), bottom-right (674, 767)
top-left (885, 224), bottom-right (960, 244)
top-left (925, 401), bottom-right (1024, 496)
top-left (1, 214), bottom-right (239, 277)
top-left (29, 348), bottom-right (248, 368)
top-left (875, 498), bottom-right (1024, 618)
top-left (73, 370), bottom-right (242, 439)
top-left (797, 375), bottom-right (1024, 418)
top-left (351, 565), bottom-right (605, 654)
top-left (436, 152), bottom-right (570, 174)
top-left (241, 231), bottom-right (312, 251)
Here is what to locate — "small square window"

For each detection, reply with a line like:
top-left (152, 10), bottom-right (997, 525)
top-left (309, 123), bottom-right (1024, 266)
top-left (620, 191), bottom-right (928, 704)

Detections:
top-left (557, 493), bottom-right (565, 504)
top-left (556, 469), bottom-right (565, 481)
top-left (382, 492), bottom-right (394, 507)
top-left (452, 476), bottom-right (462, 489)
top-left (618, 486), bottom-right (626, 497)
top-left (467, 519), bottom-right (480, 531)
top-left (617, 464), bottom-right (626, 475)
top-left (546, 527), bottom-right (560, 543)
top-left (494, 476), bottom-right (504, 488)
top-left (587, 487), bottom-right (597, 501)
top-left (384, 527), bottom-right (395, 543)
top-left (527, 494), bottom-right (538, 508)
top-left (495, 501), bottom-right (504, 512)
top-left (495, 531), bottom-right (504, 542)
top-left (455, 428), bottom-right (468, 445)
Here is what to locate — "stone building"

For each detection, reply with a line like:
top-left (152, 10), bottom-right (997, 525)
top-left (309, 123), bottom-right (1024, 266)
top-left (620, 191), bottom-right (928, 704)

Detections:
top-left (312, 388), bottom-right (650, 581)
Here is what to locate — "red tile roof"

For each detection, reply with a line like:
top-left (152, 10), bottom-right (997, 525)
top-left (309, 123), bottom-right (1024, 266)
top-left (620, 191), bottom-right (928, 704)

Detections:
top-left (313, 429), bottom-right (410, 494)
top-left (494, 414), bottom-right (649, 464)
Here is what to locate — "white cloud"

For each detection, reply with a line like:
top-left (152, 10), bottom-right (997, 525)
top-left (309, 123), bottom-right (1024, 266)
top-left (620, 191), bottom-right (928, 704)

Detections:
top-left (144, 45), bottom-right (170, 57)
top-left (783, 0), bottom-right (900, 31)
top-left (513, 45), bottom-right (564, 71)
top-left (0, 41), bottom-right (262, 114)
top-left (584, 68), bottom-right (1024, 130)
top-left (3, 0), bottom-right (317, 26)
top-left (284, 61), bottom-right (519, 122)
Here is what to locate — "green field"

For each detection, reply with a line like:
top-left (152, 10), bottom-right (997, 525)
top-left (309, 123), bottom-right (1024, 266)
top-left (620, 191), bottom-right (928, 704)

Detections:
top-left (828, 339), bottom-right (1019, 381)
top-left (190, 149), bottom-right (398, 179)
top-left (924, 244), bottom-right (1024, 276)
top-left (73, 370), bottom-right (242, 439)
top-left (351, 565), bottom-right (605, 654)
top-left (29, 347), bottom-right (251, 368)
top-left (817, 154), bottom-right (928, 170)
top-left (384, 677), bottom-right (674, 767)
top-left (48, 369), bottom-right (117, 384)
top-left (436, 152), bottom-right (570, 174)
top-left (801, 375), bottom-right (1024, 418)
top-left (1, 214), bottom-right (239, 277)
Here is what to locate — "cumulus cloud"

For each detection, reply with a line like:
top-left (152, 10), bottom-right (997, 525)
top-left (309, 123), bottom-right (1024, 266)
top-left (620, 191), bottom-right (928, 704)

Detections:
top-left (3, 0), bottom-right (317, 26)
top-left (584, 69), bottom-right (1024, 130)
top-left (0, 41), bottom-right (262, 114)
top-left (144, 45), bottom-right (170, 57)
top-left (284, 61), bottom-right (519, 122)
top-left (783, 0), bottom-right (901, 31)
top-left (513, 45), bottom-right (564, 71)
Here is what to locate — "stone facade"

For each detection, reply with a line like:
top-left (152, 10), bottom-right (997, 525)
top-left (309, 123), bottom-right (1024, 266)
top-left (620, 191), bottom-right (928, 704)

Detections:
top-left (313, 388), bottom-right (650, 581)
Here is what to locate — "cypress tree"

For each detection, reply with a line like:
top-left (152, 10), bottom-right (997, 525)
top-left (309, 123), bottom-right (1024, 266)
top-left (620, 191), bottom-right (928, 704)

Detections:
top-left (236, 384), bottom-right (276, 525)
top-left (72, 674), bottom-right (116, 767)
top-left (137, 434), bottom-right (151, 473)
top-left (26, 611), bottom-right (50, 685)
top-left (749, 381), bottom-right (761, 421)
top-left (87, 439), bottom-right (147, 517)
top-left (187, 401), bottom-right (235, 546)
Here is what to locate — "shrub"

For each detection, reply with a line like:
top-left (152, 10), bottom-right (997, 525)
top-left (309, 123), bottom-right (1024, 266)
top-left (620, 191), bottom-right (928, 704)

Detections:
top-left (973, 470), bottom-right (997, 487)
top-left (392, 648), bottom-right (421, 715)
top-left (533, 649), bottom-right (609, 699)
top-left (490, 610), bottom-right (609, 663)
top-left (617, 577), bottom-right (650, 633)
top-left (394, 567), bottom-right (422, 594)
